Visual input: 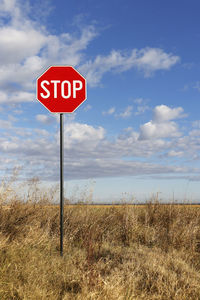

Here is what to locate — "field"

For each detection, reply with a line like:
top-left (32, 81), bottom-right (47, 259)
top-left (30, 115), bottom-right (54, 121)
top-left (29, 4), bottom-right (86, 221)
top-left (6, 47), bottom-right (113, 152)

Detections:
top-left (0, 175), bottom-right (199, 299)
top-left (0, 197), bottom-right (200, 300)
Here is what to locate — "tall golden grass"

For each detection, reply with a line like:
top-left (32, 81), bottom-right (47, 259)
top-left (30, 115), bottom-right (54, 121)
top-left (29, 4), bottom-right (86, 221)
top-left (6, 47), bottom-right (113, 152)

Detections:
top-left (0, 177), bottom-right (200, 299)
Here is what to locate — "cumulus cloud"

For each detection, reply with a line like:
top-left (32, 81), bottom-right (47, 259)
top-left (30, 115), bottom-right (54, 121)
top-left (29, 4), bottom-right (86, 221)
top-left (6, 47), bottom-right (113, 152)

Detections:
top-left (0, 0), bottom-right (180, 106)
top-left (63, 122), bottom-right (105, 149)
top-left (0, 113), bottom-right (200, 181)
top-left (139, 120), bottom-right (180, 140)
top-left (80, 48), bottom-right (180, 86)
top-left (0, 127), bottom-right (190, 181)
top-left (139, 105), bottom-right (185, 140)
top-left (153, 105), bottom-right (186, 123)
top-left (134, 48), bottom-right (180, 76)
top-left (0, 25), bottom-right (95, 89)
top-left (0, 2), bottom-right (196, 182)
top-left (0, 27), bottom-right (46, 65)
top-left (0, 0), bottom-right (21, 21)
top-left (0, 0), bottom-right (97, 103)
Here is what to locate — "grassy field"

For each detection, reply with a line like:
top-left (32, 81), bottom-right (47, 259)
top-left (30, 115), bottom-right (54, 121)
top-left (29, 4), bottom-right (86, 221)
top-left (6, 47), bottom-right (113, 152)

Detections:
top-left (0, 197), bottom-right (200, 300)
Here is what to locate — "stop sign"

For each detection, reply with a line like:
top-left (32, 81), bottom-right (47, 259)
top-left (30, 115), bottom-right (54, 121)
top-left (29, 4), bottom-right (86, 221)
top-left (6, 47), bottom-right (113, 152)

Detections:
top-left (36, 66), bottom-right (86, 113)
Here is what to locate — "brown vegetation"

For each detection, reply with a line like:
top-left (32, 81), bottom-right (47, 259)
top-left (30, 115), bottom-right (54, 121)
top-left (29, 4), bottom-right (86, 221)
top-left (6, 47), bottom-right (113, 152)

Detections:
top-left (0, 180), bottom-right (200, 299)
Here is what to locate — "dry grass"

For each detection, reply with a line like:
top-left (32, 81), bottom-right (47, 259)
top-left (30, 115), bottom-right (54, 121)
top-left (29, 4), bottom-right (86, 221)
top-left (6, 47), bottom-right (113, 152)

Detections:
top-left (0, 180), bottom-right (200, 299)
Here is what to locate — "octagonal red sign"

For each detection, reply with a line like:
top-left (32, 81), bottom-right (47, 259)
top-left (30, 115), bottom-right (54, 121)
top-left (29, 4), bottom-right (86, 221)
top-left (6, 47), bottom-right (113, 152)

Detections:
top-left (36, 66), bottom-right (86, 113)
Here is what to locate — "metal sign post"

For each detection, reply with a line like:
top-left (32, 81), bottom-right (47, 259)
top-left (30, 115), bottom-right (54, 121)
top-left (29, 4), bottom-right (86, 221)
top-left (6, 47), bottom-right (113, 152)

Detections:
top-left (36, 66), bottom-right (86, 257)
top-left (60, 113), bottom-right (64, 256)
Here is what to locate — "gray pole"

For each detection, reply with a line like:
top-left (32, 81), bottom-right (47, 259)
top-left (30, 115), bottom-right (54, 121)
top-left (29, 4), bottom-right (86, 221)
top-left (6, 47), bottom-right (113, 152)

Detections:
top-left (60, 113), bottom-right (64, 256)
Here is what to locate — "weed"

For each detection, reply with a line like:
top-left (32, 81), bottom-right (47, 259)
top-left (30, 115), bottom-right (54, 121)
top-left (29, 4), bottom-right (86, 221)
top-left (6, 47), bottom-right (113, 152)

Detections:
top-left (0, 180), bottom-right (200, 299)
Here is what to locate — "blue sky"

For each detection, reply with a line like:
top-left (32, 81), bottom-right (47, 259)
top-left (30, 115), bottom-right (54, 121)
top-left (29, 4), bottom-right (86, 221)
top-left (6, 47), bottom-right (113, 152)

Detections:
top-left (0, 0), bottom-right (200, 203)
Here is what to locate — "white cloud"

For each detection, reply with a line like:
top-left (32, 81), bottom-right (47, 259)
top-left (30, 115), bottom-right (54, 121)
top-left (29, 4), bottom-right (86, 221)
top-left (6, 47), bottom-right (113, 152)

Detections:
top-left (0, 27), bottom-right (47, 65)
top-left (117, 106), bottom-right (133, 119)
top-left (1, 140), bottom-right (19, 151)
top-left (135, 105), bottom-right (150, 115)
top-left (135, 48), bottom-right (180, 76)
top-left (0, 2), bottom-right (198, 183)
top-left (80, 48), bottom-right (180, 86)
top-left (43, 26), bottom-right (96, 67)
top-left (0, 1), bottom-right (97, 103)
top-left (139, 120), bottom-right (180, 140)
top-left (0, 91), bottom-right (33, 105)
top-left (63, 122), bottom-right (105, 149)
top-left (0, 25), bottom-right (96, 91)
top-left (139, 105), bottom-right (185, 140)
top-left (65, 159), bottom-right (189, 180)
top-left (14, 129), bottom-right (32, 137)
top-left (0, 0), bottom-right (20, 20)
top-left (11, 92), bottom-right (34, 103)
top-left (153, 105), bottom-right (185, 123)
top-left (102, 107), bottom-right (115, 115)
top-left (0, 91), bottom-right (7, 102)
top-left (36, 114), bottom-right (53, 124)
top-left (0, 0), bottom-right (180, 106)
top-left (34, 129), bottom-right (49, 137)
top-left (133, 98), bottom-right (150, 115)
top-left (189, 129), bottom-right (200, 137)
top-left (1, 115), bottom-right (200, 180)
top-left (0, 129), bottom-right (190, 181)
top-left (0, 0), bottom-right (15, 11)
